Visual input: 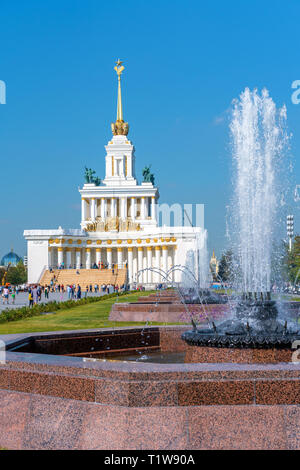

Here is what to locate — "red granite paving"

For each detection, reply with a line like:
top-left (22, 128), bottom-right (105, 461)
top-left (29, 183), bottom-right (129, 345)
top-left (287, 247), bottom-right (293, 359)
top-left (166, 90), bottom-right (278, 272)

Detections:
top-left (0, 390), bottom-right (299, 449)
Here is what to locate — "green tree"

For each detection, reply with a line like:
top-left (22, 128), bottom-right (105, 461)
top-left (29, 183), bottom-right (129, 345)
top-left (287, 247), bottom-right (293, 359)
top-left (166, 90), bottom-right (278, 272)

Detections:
top-left (281, 236), bottom-right (300, 284)
top-left (6, 261), bottom-right (27, 285)
top-left (0, 268), bottom-right (5, 285)
top-left (218, 250), bottom-right (234, 282)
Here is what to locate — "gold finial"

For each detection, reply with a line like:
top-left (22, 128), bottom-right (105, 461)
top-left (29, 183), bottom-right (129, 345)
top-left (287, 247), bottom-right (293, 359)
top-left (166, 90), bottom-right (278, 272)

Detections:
top-left (111, 59), bottom-right (129, 136)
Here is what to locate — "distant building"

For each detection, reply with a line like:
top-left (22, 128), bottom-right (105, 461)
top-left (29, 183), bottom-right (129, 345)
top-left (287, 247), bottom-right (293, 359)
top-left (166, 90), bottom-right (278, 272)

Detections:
top-left (0, 248), bottom-right (23, 268)
top-left (209, 250), bottom-right (219, 281)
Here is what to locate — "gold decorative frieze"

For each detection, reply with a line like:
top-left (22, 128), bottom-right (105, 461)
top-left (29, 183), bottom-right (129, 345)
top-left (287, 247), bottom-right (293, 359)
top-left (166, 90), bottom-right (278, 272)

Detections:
top-left (84, 217), bottom-right (142, 233)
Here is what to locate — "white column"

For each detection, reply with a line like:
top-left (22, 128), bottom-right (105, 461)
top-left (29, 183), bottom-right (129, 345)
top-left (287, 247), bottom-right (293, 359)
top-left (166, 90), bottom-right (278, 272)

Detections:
top-left (101, 198), bottom-right (105, 219)
top-left (128, 247), bottom-right (133, 286)
top-left (147, 247), bottom-right (152, 284)
top-left (141, 197), bottom-right (146, 219)
top-left (137, 247), bottom-right (143, 284)
top-left (86, 248), bottom-right (91, 269)
top-left (130, 197), bottom-right (136, 220)
top-left (151, 197), bottom-right (156, 221)
top-left (96, 248), bottom-right (101, 266)
top-left (117, 247), bottom-right (123, 269)
top-left (127, 155), bottom-right (133, 177)
top-left (120, 197), bottom-right (126, 219)
top-left (91, 198), bottom-right (96, 221)
top-left (107, 248), bottom-right (112, 268)
top-left (155, 246), bottom-right (161, 282)
top-left (162, 245), bottom-right (168, 280)
top-left (111, 198), bottom-right (116, 218)
top-left (58, 247), bottom-right (64, 267)
top-left (81, 198), bottom-right (87, 222)
top-left (48, 248), bottom-right (52, 269)
top-left (66, 249), bottom-right (72, 268)
top-left (76, 249), bottom-right (81, 269)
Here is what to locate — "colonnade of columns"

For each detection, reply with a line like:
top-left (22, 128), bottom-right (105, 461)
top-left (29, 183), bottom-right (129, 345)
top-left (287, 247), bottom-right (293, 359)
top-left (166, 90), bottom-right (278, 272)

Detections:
top-left (81, 196), bottom-right (156, 222)
top-left (48, 244), bottom-right (176, 285)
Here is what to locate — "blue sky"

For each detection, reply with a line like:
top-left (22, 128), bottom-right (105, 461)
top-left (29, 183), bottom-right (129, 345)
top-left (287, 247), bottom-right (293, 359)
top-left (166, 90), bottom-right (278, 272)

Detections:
top-left (1, 0), bottom-right (300, 259)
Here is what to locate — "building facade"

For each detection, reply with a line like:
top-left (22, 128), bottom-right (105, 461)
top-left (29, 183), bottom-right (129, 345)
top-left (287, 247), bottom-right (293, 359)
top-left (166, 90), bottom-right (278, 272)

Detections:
top-left (24, 61), bottom-right (207, 286)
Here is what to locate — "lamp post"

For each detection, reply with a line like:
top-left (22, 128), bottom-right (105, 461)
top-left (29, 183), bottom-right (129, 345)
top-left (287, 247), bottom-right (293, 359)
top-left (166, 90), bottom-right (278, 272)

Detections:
top-left (287, 214), bottom-right (294, 252)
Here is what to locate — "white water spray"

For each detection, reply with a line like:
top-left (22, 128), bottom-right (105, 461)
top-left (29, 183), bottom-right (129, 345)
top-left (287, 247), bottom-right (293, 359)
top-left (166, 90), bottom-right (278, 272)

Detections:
top-left (230, 88), bottom-right (288, 294)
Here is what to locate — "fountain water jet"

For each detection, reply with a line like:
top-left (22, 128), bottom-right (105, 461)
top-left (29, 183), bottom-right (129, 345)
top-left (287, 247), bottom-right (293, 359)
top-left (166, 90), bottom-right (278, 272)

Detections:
top-left (182, 88), bottom-right (300, 349)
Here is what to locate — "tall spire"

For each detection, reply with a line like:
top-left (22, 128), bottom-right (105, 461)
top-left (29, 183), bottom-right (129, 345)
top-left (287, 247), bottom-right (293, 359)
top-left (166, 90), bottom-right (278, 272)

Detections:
top-left (111, 59), bottom-right (129, 136)
top-left (115, 59), bottom-right (124, 121)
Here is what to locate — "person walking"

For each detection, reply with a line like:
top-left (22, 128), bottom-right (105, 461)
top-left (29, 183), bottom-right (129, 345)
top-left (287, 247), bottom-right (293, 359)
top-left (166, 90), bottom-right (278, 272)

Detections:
top-left (3, 287), bottom-right (9, 305)
top-left (32, 286), bottom-right (38, 304)
top-left (28, 291), bottom-right (34, 307)
top-left (44, 286), bottom-right (49, 299)
top-left (77, 284), bottom-right (81, 299)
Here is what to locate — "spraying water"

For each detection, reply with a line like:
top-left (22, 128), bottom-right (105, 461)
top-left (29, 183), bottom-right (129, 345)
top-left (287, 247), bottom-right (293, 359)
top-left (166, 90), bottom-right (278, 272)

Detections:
top-left (230, 88), bottom-right (288, 294)
top-left (182, 87), bottom-right (300, 348)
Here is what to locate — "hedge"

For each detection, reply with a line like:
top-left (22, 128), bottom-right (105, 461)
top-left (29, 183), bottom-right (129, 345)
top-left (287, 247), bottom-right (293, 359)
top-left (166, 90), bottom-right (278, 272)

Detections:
top-left (0, 290), bottom-right (135, 324)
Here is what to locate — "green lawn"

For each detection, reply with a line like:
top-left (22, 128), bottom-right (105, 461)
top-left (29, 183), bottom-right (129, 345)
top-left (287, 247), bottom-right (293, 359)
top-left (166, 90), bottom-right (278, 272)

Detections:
top-left (0, 291), bottom-right (181, 334)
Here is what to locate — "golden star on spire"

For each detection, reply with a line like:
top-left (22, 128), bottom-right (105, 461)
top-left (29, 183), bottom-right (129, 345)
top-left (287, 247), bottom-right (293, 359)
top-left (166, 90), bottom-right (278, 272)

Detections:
top-left (114, 59), bottom-right (124, 77)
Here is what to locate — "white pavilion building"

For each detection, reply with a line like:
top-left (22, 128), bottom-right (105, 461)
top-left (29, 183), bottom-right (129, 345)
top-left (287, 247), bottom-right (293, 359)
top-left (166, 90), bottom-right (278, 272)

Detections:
top-left (24, 61), bottom-right (208, 287)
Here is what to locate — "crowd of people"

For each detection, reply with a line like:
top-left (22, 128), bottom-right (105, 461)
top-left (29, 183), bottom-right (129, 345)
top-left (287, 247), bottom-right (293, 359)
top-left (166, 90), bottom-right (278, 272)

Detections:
top-left (28, 282), bottom-right (125, 306)
top-left (0, 281), bottom-right (127, 307)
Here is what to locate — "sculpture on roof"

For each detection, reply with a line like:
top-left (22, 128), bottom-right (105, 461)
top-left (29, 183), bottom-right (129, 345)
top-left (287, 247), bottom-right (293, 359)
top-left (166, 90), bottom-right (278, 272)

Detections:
top-left (84, 167), bottom-right (101, 186)
top-left (142, 165), bottom-right (155, 185)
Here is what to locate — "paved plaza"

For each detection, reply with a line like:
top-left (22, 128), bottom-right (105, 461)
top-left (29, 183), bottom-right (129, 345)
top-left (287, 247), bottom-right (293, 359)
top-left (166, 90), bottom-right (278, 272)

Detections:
top-left (0, 290), bottom-right (108, 313)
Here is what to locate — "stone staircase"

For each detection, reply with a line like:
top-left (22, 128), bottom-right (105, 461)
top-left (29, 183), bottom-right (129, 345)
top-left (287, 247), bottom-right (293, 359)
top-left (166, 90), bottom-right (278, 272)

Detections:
top-left (39, 268), bottom-right (127, 289)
